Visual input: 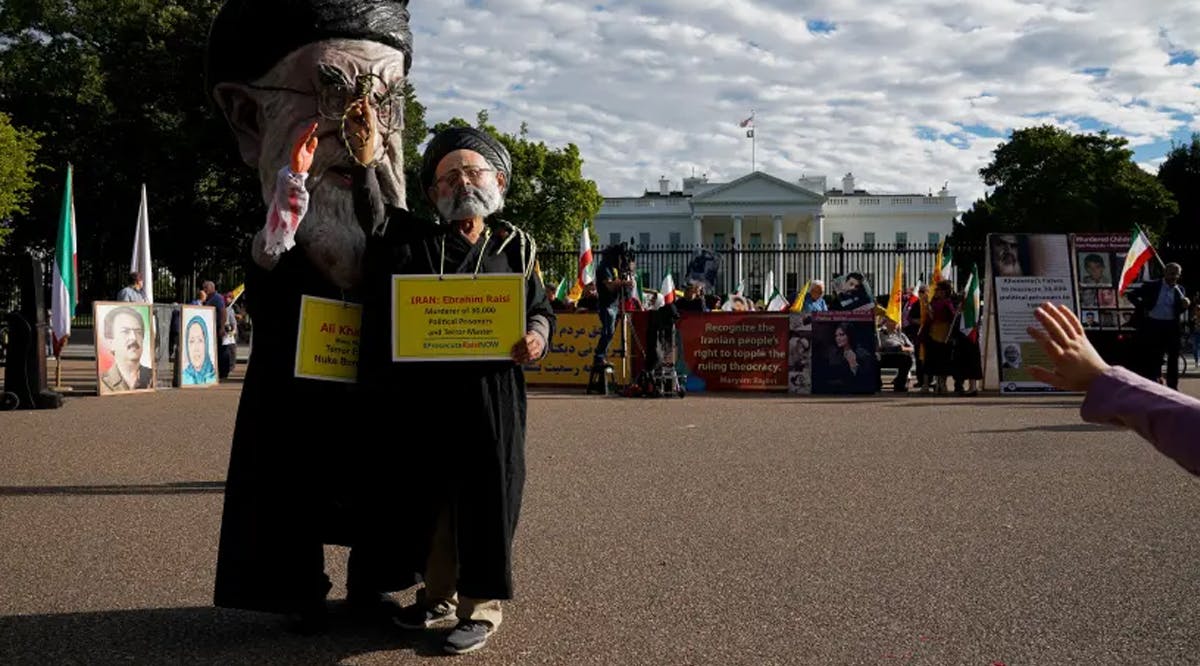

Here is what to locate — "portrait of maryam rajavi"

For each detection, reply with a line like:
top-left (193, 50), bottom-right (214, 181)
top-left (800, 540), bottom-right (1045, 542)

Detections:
top-left (179, 305), bottom-right (218, 387)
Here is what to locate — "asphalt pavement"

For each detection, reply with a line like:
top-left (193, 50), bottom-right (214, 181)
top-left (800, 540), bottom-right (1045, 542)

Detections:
top-left (2, 354), bottom-right (1199, 665)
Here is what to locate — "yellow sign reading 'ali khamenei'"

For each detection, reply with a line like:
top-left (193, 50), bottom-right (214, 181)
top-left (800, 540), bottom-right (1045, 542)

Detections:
top-left (294, 295), bottom-right (362, 383)
top-left (392, 274), bottom-right (526, 361)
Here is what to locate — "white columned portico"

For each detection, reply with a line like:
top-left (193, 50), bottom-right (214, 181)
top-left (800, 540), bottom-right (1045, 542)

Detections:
top-left (692, 215), bottom-right (702, 247)
top-left (732, 214), bottom-right (744, 288)
top-left (772, 214), bottom-right (783, 292)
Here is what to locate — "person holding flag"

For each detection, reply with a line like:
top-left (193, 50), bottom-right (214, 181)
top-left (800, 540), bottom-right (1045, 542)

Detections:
top-left (1125, 252), bottom-right (1190, 389)
top-left (951, 265), bottom-right (983, 396)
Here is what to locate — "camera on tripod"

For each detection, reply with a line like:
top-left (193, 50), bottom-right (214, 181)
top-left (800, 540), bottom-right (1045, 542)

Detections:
top-left (601, 242), bottom-right (637, 285)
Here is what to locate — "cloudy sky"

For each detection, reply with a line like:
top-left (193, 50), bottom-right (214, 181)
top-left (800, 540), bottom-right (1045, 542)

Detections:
top-left (406, 0), bottom-right (1199, 211)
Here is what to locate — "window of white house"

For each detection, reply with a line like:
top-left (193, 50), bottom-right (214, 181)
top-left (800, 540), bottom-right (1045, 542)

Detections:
top-left (639, 233), bottom-right (651, 247)
top-left (928, 232), bottom-right (940, 246)
top-left (831, 232), bottom-right (845, 248)
top-left (750, 233), bottom-right (762, 247)
top-left (863, 232), bottom-right (875, 249)
top-left (609, 233), bottom-right (621, 246)
top-left (785, 233), bottom-right (799, 248)
top-left (895, 232), bottom-right (907, 248)
top-left (669, 232), bottom-right (681, 247)
top-left (713, 233), bottom-right (726, 247)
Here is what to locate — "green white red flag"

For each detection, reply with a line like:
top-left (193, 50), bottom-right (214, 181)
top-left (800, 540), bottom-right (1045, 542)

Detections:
top-left (1118, 225), bottom-right (1156, 294)
top-left (959, 264), bottom-right (981, 342)
top-left (50, 165), bottom-right (78, 355)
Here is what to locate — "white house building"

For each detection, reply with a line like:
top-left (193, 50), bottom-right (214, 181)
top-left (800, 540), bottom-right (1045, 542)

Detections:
top-left (593, 170), bottom-right (959, 297)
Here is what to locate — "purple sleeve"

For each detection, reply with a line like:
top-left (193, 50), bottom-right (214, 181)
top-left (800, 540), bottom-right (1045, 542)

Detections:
top-left (1080, 366), bottom-right (1200, 476)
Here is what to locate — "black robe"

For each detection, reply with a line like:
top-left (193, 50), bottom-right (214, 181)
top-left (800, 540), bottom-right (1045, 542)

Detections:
top-left (359, 210), bottom-right (555, 601)
top-left (213, 236), bottom-right (415, 615)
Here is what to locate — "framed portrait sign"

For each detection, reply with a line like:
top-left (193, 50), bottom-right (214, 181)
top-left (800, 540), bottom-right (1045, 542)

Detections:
top-left (93, 301), bottom-right (156, 396)
top-left (178, 304), bottom-right (219, 388)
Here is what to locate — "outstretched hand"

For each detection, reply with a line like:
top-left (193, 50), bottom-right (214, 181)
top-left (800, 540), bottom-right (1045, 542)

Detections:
top-left (291, 121), bottom-right (319, 174)
top-left (1026, 302), bottom-right (1111, 391)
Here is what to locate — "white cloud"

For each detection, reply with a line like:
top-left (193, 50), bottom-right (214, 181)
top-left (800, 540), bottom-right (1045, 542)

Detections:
top-left (407, 0), bottom-right (1200, 210)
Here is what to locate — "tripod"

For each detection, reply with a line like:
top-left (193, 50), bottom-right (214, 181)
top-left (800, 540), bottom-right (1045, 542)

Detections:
top-left (587, 280), bottom-right (647, 395)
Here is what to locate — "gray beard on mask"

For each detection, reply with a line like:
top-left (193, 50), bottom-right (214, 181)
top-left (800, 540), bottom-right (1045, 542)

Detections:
top-left (436, 181), bottom-right (504, 222)
top-left (294, 178), bottom-right (365, 290)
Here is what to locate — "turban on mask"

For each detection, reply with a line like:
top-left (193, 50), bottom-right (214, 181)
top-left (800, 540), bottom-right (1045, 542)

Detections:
top-left (420, 126), bottom-right (513, 199)
top-left (205, 0), bottom-right (413, 98)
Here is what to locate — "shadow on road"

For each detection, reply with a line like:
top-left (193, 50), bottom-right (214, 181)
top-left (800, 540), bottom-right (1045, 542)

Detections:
top-left (0, 481), bottom-right (226, 497)
top-left (970, 423), bottom-right (1116, 434)
top-left (0, 604), bottom-right (452, 665)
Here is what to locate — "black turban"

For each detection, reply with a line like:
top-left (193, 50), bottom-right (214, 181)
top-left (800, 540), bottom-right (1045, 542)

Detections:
top-left (420, 126), bottom-right (513, 197)
top-left (205, 0), bottom-right (412, 97)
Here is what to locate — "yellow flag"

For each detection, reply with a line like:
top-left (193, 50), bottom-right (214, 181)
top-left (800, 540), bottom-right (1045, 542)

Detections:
top-left (934, 238), bottom-right (945, 282)
top-left (884, 259), bottom-right (903, 323)
top-left (789, 279), bottom-right (810, 312)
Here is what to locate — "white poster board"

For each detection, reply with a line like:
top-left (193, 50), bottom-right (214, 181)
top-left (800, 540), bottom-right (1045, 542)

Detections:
top-left (986, 233), bottom-right (1079, 394)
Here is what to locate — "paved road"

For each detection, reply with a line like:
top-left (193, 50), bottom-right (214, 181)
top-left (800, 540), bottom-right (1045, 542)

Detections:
top-left (2, 358), bottom-right (1199, 665)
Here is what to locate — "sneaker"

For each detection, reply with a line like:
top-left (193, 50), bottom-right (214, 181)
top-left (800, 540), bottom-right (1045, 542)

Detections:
top-left (443, 620), bottom-right (494, 655)
top-left (393, 599), bottom-right (456, 629)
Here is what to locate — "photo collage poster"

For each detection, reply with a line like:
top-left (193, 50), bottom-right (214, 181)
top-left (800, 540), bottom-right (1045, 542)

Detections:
top-left (1071, 232), bottom-right (1150, 333)
top-left (986, 233), bottom-right (1078, 393)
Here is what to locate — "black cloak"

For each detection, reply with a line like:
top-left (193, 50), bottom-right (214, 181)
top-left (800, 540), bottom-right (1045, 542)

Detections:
top-left (208, 0), bottom-right (420, 617)
top-left (357, 181), bottom-right (554, 601)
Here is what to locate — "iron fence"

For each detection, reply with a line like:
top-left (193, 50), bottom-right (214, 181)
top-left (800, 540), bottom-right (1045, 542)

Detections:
top-left (4, 240), bottom-right (1199, 326)
top-left (541, 242), bottom-right (984, 303)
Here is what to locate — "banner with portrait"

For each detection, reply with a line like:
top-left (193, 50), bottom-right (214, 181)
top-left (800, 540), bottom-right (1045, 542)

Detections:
top-left (178, 305), bottom-right (219, 388)
top-left (810, 310), bottom-right (879, 394)
top-left (93, 301), bottom-right (156, 396)
top-left (986, 233), bottom-right (1078, 393)
top-left (787, 313), bottom-right (813, 395)
top-left (1071, 232), bottom-right (1147, 332)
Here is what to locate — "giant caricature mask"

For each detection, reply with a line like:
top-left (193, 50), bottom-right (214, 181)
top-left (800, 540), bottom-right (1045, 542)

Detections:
top-left (205, 0), bottom-right (412, 289)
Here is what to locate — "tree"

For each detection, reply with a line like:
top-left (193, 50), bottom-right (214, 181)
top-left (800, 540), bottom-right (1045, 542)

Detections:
top-left (955, 125), bottom-right (1177, 243)
top-left (1157, 133), bottom-right (1200, 246)
top-left (0, 0), bottom-right (261, 300)
top-left (0, 112), bottom-right (42, 247)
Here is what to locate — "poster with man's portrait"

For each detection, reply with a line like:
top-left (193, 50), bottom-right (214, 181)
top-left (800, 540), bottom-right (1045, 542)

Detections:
top-left (94, 301), bottom-right (156, 396)
top-left (829, 271), bottom-right (874, 312)
top-left (179, 305), bottom-right (219, 388)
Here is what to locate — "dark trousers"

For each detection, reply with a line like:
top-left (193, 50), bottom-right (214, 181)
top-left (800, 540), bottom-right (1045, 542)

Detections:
top-left (593, 301), bottom-right (619, 363)
top-left (218, 343), bottom-right (236, 379)
top-left (1139, 320), bottom-right (1181, 389)
top-left (879, 351), bottom-right (913, 390)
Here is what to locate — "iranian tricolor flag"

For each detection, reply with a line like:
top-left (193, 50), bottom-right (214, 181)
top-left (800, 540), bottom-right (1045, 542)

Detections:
top-left (554, 277), bottom-right (570, 302)
top-left (568, 225), bottom-right (595, 301)
top-left (959, 264), bottom-right (981, 342)
top-left (50, 165), bottom-right (78, 356)
top-left (1118, 225), bottom-right (1156, 294)
top-left (660, 270), bottom-right (676, 305)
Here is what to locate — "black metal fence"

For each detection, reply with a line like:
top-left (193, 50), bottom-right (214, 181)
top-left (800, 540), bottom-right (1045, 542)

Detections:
top-left (4, 240), bottom-right (1199, 326)
top-left (540, 242), bottom-right (985, 303)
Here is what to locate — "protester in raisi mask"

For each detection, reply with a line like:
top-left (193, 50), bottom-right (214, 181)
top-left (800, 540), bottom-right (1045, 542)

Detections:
top-left (205, 0), bottom-right (417, 634)
top-left (355, 126), bottom-right (555, 655)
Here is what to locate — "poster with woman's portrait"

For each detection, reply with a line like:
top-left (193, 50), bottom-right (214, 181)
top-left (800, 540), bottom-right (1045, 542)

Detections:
top-left (179, 305), bottom-right (219, 387)
top-left (810, 311), bottom-right (878, 394)
top-left (93, 301), bottom-right (156, 396)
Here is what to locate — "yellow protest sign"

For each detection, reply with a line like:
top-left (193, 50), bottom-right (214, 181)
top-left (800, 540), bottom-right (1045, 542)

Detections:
top-left (392, 274), bottom-right (526, 361)
top-left (525, 313), bottom-right (629, 385)
top-left (294, 296), bottom-right (362, 382)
